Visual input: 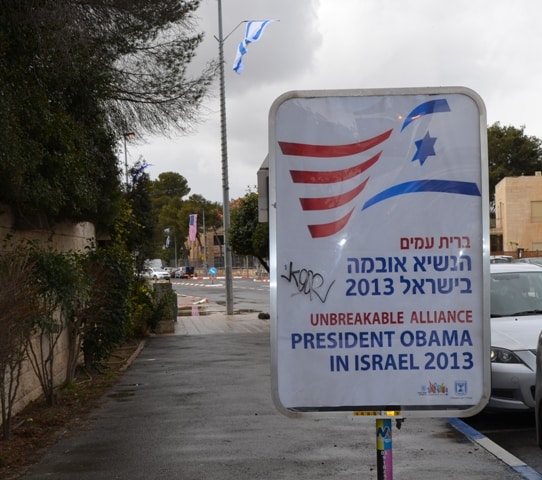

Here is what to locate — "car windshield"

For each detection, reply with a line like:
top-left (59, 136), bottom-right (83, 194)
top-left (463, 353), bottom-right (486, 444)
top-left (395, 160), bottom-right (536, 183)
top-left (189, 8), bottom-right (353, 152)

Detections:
top-left (491, 271), bottom-right (542, 317)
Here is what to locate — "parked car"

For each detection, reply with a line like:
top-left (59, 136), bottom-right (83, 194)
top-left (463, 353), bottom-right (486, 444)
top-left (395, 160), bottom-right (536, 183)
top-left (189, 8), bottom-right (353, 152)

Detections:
top-left (536, 332), bottom-right (542, 447)
top-left (170, 267), bottom-right (187, 279)
top-left (489, 263), bottom-right (542, 411)
top-left (517, 257), bottom-right (542, 268)
top-left (142, 267), bottom-right (170, 281)
top-left (173, 266), bottom-right (195, 278)
top-left (490, 255), bottom-right (515, 264)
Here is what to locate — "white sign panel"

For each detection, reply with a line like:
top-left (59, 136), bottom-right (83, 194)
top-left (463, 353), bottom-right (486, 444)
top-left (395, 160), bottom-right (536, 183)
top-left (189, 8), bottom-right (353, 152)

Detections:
top-left (269, 88), bottom-right (490, 416)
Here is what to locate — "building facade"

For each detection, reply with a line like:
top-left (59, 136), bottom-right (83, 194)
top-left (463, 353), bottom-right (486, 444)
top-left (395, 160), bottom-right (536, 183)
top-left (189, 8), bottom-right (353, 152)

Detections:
top-left (181, 229), bottom-right (263, 278)
top-left (493, 174), bottom-right (542, 255)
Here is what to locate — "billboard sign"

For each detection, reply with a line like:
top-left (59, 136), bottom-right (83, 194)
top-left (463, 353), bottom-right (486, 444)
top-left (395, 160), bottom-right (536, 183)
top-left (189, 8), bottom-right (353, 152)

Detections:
top-left (269, 87), bottom-right (490, 416)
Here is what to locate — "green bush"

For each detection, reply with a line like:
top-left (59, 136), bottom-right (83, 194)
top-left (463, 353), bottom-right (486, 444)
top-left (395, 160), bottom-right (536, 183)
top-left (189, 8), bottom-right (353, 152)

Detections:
top-left (80, 244), bottom-right (133, 370)
top-left (150, 285), bottom-right (177, 330)
top-left (128, 278), bottom-right (155, 336)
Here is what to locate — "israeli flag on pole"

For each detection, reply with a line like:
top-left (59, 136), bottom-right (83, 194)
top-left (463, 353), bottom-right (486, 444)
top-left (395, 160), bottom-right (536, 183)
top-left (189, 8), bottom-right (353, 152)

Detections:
top-left (233, 20), bottom-right (275, 74)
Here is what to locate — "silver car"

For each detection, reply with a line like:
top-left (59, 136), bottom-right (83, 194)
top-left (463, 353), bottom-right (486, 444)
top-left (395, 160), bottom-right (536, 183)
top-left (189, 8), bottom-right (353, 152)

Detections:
top-left (517, 257), bottom-right (542, 268)
top-left (536, 332), bottom-right (542, 447)
top-left (489, 263), bottom-right (542, 411)
top-left (490, 255), bottom-right (514, 263)
top-left (142, 267), bottom-right (171, 281)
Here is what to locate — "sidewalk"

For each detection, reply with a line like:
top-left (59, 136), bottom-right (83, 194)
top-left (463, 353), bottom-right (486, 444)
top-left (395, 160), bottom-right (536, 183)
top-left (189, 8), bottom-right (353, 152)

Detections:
top-left (18, 310), bottom-right (539, 480)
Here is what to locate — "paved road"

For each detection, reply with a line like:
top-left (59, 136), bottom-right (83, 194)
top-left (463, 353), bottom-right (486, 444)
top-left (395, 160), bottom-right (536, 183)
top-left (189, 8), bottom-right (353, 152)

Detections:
top-left (466, 411), bottom-right (542, 473)
top-left (174, 277), bottom-right (270, 315)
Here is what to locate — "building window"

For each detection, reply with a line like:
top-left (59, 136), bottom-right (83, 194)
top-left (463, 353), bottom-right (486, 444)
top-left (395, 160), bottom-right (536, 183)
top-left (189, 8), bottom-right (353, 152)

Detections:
top-left (531, 201), bottom-right (542, 223)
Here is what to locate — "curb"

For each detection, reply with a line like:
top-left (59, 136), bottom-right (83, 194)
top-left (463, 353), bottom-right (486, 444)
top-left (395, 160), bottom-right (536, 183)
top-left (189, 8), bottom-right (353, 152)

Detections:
top-left (119, 339), bottom-right (147, 372)
top-left (448, 417), bottom-right (542, 480)
top-left (177, 296), bottom-right (209, 316)
top-left (177, 276), bottom-right (265, 281)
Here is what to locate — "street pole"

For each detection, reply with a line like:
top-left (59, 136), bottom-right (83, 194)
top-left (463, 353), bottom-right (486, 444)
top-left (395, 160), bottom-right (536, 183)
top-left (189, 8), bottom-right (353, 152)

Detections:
top-left (123, 135), bottom-right (129, 187)
top-left (202, 209), bottom-right (208, 269)
top-left (217, 0), bottom-right (236, 315)
top-left (174, 234), bottom-right (177, 267)
top-left (123, 132), bottom-right (135, 188)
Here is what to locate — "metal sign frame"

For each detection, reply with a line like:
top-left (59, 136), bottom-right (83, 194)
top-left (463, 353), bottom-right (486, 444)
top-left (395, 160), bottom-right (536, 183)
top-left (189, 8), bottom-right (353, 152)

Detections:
top-left (269, 87), bottom-right (490, 418)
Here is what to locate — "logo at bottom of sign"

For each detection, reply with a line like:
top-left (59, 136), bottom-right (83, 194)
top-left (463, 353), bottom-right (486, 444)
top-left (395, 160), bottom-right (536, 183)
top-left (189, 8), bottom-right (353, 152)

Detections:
top-left (454, 380), bottom-right (468, 396)
top-left (417, 380), bottom-right (469, 397)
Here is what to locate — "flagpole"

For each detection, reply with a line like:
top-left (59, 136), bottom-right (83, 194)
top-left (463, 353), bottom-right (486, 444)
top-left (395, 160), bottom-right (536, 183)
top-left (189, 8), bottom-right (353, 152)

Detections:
top-left (217, 0), bottom-right (234, 315)
top-left (216, 9), bottom-right (273, 314)
top-left (174, 233), bottom-right (177, 267)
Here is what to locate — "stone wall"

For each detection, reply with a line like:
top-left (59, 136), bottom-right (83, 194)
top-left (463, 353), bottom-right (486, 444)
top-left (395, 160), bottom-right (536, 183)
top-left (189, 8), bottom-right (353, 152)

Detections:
top-left (0, 204), bottom-right (95, 418)
top-left (0, 205), bottom-right (95, 253)
top-left (13, 332), bottom-right (70, 415)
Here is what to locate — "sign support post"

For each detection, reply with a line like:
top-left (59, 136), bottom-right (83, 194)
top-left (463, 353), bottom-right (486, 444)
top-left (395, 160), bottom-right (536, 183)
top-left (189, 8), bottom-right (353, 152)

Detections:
top-left (376, 418), bottom-right (393, 480)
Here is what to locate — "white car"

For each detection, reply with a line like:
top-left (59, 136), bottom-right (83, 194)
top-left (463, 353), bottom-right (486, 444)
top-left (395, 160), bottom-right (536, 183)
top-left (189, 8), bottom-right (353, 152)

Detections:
top-left (536, 332), bottom-right (542, 447)
top-left (490, 255), bottom-right (514, 264)
top-left (489, 262), bottom-right (542, 411)
top-left (517, 257), bottom-right (542, 268)
top-left (142, 267), bottom-right (170, 281)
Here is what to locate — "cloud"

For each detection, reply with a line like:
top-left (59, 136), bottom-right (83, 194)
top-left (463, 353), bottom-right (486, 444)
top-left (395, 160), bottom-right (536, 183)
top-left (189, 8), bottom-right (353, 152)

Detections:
top-left (131, 0), bottom-right (542, 204)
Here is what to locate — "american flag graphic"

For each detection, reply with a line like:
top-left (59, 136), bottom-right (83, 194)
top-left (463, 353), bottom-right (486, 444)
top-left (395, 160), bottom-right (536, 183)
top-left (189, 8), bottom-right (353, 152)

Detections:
top-left (278, 99), bottom-right (481, 238)
top-left (189, 214), bottom-right (197, 241)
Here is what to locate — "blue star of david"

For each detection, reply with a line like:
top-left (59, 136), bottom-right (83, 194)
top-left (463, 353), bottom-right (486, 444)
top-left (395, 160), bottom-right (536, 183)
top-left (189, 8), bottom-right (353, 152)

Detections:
top-left (412, 131), bottom-right (437, 165)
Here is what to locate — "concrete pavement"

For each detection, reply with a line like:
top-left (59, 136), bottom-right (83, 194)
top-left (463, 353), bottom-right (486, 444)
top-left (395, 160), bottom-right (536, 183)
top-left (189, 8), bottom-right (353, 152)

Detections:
top-left (18, 306), bottom-right (542, 480)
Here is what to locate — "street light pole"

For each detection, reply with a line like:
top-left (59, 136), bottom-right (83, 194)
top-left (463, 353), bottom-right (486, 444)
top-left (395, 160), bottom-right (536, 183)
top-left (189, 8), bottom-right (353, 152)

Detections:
top-left (123, 132), bottom-right (135, 188)
top-left (202, 209), bottom-right (208, 269)
top-left (217, 0), bottom-right (241, 315)
top-left (174, 233), bottom-right (177, 267)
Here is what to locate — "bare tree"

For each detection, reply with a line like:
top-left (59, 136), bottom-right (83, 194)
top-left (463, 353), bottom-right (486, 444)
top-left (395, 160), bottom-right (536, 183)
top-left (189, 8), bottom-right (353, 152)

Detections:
top-left (24, 248), bottom-right (85, 406)
top-left (0, 246), bottom-right (42, 440)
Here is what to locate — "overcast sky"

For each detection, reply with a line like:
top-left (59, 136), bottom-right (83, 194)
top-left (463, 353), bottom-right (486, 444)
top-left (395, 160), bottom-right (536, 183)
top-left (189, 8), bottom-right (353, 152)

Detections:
top-left (128, 0), bottom-right (542, 204)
